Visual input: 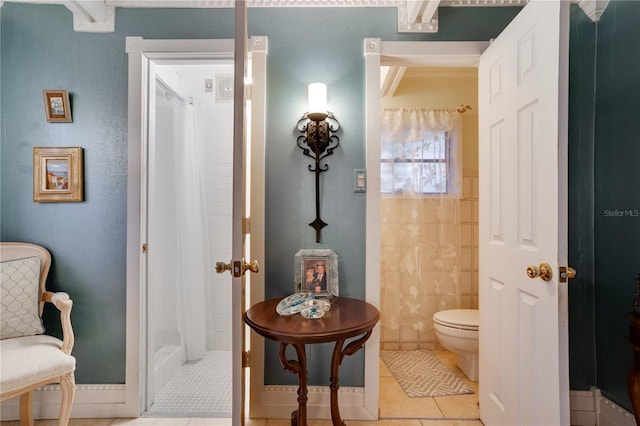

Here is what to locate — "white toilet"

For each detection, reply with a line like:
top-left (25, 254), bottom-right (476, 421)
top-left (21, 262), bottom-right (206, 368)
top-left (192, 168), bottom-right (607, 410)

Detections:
top-left (433, 309), bottom-right (479, 381)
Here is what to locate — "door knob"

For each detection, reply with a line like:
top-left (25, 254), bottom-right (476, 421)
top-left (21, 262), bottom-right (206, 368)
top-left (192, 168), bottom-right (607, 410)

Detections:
top-left (215, 261), bottom-right (232, 274)
top-left (243, 260), bottom-right (259, 275)
top-left (526, 263), bottom-right (553, 282)
top-left (559, 266), bottom-right (576, 283)
top-left (216, 259), bottom-right (260, 277)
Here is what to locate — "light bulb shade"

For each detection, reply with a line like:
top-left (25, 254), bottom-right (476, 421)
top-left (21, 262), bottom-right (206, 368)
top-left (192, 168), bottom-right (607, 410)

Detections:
top-left (307, 82), bottom-right (328, 121)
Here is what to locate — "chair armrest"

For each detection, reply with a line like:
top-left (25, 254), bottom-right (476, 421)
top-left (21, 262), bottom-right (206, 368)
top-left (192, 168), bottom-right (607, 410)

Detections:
top-left (42, 291), bottom-right (75, 355)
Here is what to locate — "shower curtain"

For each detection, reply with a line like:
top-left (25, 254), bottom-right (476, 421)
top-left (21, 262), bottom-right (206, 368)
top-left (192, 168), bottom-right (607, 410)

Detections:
top-left (379, 107), bottom-right (464, 350)
top-left (174, 100), bottom-right (210, 361)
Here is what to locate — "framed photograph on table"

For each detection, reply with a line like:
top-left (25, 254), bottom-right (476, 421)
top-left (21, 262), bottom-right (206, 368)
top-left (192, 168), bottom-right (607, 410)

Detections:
top-left (33, 147), bottom-right (83, 202)
top-left (42, 90), bottom-right (72, 123)
top-left (294, 249), bottom-right (339, 297)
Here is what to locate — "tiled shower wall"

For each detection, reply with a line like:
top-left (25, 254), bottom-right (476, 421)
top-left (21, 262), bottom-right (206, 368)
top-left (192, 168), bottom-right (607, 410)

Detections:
top-left (380, 174), bottom-right (479, 350)
top-left (460, 175), bottom-right (479, 310)
top-left (180, 68), bottom-right (234, 351)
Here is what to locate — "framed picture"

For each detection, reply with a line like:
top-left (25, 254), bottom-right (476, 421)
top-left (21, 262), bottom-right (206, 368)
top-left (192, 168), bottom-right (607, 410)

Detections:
top-left (33, 147), bottom-right (83, 202)
top-left (42, 90), bottom-right (72, 123)
top-left (294, 249), bottom-right (339, 297)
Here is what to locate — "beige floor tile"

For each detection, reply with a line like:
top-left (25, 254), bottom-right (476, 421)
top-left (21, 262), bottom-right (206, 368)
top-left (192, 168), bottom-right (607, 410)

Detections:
top-left (186, 419), bottom-right (232, 425)
top-left (69, 420), bottom-right (113, 426)
top-left (420, 420), bottom-right (483, 426)
top-left (108, 418), bottom-right (190, 425)
top-left (378, 376), bottom-right (443, 419)
top-left (379, 360), bottom-right (393, 377)
top-left (263, 419), bottom-right (294, 426)
top-left (307, 420), bottom-right (337, 426)
top-left (434, 393), bottom-right (479, 419)
top-left (350, 420), bottom-right (422, 426)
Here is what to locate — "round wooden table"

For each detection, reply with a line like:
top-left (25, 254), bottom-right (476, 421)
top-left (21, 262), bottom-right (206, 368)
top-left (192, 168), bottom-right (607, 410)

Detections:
top-left (244, 297), bottom-right (379, 426)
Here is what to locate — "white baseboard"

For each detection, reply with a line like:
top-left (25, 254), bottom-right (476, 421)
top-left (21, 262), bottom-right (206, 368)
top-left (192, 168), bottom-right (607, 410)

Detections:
top-left (0, 384), bottom-right (372, 422)
top-left (597, 390), bottom-right (636, 426)
top-left (259, 385), bottom-right (373, 420)
top-left (2, 384), bottom-right (634, 425)
top-left (570, 388), bottom-right (636, 426)
top-left (0, 384), bottom-right (135, 421)
top-left (571, 390), bottom-right (599, 425)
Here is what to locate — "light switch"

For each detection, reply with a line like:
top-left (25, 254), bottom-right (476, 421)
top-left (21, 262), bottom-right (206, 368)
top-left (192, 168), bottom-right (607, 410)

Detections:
top-left (354, 169), bottom-right (366, 193)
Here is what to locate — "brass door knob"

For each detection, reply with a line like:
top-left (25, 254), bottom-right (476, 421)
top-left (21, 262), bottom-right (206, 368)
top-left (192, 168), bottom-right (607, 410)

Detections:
top-left (216, 259), bottom-right (259, 277)
top-left (560, 266), bottom-right (576, 283)
top-left (243, 260), bottom-right (259, 275)
top-left (526, 263), bottom-right (553, 282)
top-left (215, 261), bottom-right (232, 274)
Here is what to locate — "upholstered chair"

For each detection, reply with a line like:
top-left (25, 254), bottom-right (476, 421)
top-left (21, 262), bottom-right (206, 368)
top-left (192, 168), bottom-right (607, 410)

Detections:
top-left (0, 242), bottom-right (76, 426)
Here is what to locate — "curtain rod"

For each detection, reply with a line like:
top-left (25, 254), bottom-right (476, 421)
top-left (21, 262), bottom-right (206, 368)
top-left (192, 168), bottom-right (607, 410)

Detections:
top-left (156, 77), bottom-right (186, 103)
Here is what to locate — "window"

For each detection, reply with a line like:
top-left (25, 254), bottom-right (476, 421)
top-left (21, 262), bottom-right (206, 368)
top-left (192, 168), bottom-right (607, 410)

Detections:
top-left (381, 130), bottom-right (452, 195)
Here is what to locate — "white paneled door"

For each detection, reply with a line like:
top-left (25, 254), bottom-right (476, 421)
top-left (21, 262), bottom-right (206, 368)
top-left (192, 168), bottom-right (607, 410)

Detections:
top-left (478, 1), bottom-right (570, 425)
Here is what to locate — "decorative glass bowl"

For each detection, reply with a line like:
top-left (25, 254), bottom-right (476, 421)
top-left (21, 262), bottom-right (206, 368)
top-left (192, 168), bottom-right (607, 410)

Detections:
top-left (276, 292), bottom-right (331, 319)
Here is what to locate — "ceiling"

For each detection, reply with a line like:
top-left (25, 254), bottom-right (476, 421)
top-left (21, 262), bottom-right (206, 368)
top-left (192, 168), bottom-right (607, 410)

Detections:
top-left (1, 0), bottom-right (606, 32)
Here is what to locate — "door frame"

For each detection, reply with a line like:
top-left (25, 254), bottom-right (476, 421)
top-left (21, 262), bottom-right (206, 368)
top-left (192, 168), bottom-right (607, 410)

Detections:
top-left (363, 38), bottom-right (490, 415)
top-left (125, 36), bottom-right (267, 417)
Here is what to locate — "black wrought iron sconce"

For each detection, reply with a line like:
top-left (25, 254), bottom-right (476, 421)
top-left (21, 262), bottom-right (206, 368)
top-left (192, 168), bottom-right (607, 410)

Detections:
top-left (296, 83), bottom-right (340, 243)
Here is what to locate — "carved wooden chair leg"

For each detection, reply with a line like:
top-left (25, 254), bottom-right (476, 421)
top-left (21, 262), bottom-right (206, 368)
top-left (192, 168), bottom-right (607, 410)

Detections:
top-left (59, 372), bottom-right (76, 426)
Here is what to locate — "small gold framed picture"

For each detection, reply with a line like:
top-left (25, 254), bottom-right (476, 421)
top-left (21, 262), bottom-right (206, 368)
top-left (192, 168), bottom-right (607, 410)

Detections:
top-left (42, 89), bottom-right (72, 123)
top-left (33, 147), bottom-right (83, 202)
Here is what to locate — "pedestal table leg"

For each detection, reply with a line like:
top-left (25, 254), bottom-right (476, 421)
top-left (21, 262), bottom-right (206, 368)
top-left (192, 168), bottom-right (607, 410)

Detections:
top-left (279, 343), bottom-right (308, 426)
top-left (329, 331), bottom-right (374, 426)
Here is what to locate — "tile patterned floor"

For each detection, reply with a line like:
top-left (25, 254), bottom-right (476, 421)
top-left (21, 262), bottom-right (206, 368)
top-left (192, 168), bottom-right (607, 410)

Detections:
top-left (1, 350), bottom-right (481, 425)
top-left (144, 351), bottom-right (232, 418)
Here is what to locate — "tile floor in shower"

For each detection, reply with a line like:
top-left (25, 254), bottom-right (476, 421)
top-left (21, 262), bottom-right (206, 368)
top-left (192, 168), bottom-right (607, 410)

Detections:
top-left (144, 350), bottom-right (232, 418)
top-left (143, 349), bottom-right (478, 420)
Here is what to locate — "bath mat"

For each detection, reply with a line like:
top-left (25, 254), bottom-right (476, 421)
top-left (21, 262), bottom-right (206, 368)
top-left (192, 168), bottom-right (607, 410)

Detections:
top-left (380, 350), bottom-right (474, 398)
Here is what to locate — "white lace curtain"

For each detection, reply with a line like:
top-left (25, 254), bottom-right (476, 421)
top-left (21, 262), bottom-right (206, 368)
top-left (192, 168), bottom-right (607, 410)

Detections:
top-left (381, 108), bottom-right (461, 140)
top-left (379, 107), bottom-right (465, 350)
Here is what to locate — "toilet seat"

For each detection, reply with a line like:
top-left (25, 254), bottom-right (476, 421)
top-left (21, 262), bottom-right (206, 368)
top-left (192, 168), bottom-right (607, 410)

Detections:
top-left (433, 309), bottom-right (479, 331)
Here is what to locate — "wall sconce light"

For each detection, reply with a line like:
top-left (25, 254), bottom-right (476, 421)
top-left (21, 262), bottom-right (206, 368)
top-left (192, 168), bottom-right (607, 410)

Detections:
top-left (297, 83), bottom-right (340, 243)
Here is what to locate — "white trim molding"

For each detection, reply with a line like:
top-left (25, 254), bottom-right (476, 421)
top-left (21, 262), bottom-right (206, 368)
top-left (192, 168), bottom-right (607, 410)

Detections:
top-left (569, 388), bottom-right (636, 426)
top-left (258, 386), bottom-right (374, 421)
top-left (1, 384), bottom-right (634, 424)
top-left (0, 384), bottom-right (129, 421)
top-left (578, 0), bottom-right (610, 22)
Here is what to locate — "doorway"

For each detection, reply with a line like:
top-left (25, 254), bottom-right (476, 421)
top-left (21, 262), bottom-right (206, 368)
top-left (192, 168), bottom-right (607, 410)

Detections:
top-left (144, 59), bottom-right (235, 417)
top-left (125, 36), bottom-right (268, 421)
top-left (377, 66), bottom-right (480, 419)
top-left (363, 38), bottom-right (489, 420)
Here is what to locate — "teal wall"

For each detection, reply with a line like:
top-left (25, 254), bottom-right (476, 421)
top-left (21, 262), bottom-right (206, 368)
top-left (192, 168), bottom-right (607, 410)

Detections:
top-left (593, 0), bottom-right (640, 411)
top-left (0, 3), bottom-right (520, 389)
top-left (568, 5), bottom-right (597, 391)
top-left (0, 4), bottom-right (237, 384)
top-left (7, 1), bottom-right (634, 408)
top-left (248, 6), bottom-right (521, 386)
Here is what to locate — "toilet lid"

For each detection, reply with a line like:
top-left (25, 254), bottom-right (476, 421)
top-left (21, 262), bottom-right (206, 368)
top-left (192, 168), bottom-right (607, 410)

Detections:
top-left (433, 309), bottom-right (479, 330)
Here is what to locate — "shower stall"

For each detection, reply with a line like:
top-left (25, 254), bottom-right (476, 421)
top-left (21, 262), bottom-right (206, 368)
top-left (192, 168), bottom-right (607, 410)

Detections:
top-left (145, 60), bottom-right (235, 416)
